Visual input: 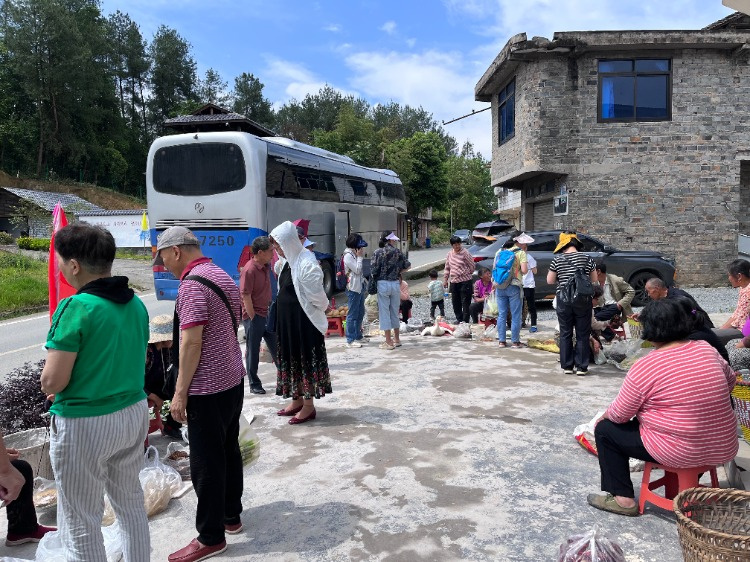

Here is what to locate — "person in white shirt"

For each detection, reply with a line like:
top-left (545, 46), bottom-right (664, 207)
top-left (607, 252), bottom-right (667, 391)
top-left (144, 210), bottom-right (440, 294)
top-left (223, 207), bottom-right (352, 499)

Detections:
top-left (343, 233), bottom-right (368, 347)
top-left (514, 233), bottom-right (538, 333)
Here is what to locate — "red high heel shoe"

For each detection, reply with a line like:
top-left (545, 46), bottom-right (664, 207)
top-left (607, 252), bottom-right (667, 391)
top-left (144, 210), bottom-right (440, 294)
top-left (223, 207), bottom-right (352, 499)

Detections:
top-left (277, 405), bottom-right (303, 417)
top-left (288, 408), bottom-right (316, 425)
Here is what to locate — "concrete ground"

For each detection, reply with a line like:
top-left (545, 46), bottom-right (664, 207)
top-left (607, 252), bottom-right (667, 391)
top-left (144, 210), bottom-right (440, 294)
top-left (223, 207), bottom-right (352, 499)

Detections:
top-left (2, 312), bottom-right (739, 561)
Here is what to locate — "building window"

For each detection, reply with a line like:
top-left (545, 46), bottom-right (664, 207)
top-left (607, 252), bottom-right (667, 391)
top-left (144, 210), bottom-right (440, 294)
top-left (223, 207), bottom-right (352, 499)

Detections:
top-left (598, 59), bottom-right (671, 122)
top-left (498, 79), bottom-right (515, 144)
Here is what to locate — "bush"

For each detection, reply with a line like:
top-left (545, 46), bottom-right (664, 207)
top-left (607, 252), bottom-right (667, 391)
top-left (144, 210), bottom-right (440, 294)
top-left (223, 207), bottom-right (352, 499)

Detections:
top-left (17, 237), bottom-right (50, 251)
top-left (0, 232), bottom-right (13, 245)
top-left (429, 227), bottom-right (451, 245)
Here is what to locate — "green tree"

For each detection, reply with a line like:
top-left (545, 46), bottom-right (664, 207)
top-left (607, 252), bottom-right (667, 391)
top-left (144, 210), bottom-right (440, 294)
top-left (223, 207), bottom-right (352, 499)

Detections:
top-left (373, 101), bottom-right (457, 154)
top-left (232, 72), bottom-right (274, 128)
top-left (198, 67), bottom-right (229, 106)
top-left (311, 104), bottom-right (380, 166)
top-left (148, 25), bottom-right (197, 130)
top-left (443, 141), bottom-right (493, 230)
top-left (385, 131), bottom-right (448, 218)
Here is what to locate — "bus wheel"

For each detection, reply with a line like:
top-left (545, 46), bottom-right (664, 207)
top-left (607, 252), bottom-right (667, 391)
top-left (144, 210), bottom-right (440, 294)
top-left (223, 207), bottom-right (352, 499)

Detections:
top-left (321, 260), bottom-right (334, 298)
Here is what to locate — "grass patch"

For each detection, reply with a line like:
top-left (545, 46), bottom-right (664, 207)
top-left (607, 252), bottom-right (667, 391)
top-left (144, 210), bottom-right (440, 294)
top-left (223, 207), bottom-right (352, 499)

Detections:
top-left (0, 251), bottom-right (48, 319)
top-left (115, 249), bottom-right (152, 261)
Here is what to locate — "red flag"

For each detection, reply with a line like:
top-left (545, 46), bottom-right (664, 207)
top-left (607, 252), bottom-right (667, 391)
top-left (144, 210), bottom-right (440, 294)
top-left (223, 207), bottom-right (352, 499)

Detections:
top-left (48, 203), bottom-right (75, 321)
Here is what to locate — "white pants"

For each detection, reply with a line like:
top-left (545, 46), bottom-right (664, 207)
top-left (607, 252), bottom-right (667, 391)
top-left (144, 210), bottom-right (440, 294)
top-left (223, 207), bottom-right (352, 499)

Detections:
top-left (50, 400), bottom-right (150, 562)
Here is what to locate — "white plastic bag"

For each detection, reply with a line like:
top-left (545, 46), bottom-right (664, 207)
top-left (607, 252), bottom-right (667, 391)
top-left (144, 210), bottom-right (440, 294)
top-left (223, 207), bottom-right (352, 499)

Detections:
top-left (259, 343), bottom-right (273, 363)
top-left (557, 526), bottom-right (625, 562)
top-left (364, 294), bottom-right (379, 322)
top-left (32, 476), bottom-right (57, 508)
top-left (453, 323), bottom-right (472, 339)
top-left (238, 414), bottom-right (260, 467)
top-left (141, 446), bottom-right (181, 516)
top-left (483, 291), bottom-right (498, 317)
top-left (483, 325), bottom-right (498, 339)
top-left (164, 441), bottom-right (191, 480)
top-left (36, 523), bottom-right (123, 562)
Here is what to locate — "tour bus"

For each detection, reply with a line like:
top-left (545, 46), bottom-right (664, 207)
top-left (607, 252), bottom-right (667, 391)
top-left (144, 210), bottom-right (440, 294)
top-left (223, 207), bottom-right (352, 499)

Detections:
top-left (146, 131), bottom-right (408, 300)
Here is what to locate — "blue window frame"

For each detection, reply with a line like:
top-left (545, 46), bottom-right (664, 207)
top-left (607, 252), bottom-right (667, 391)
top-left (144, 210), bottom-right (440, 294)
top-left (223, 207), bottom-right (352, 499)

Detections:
top-left (598, 59), bottom-right (671, 122)
top-left (498, 79), bottom-right (515, 144)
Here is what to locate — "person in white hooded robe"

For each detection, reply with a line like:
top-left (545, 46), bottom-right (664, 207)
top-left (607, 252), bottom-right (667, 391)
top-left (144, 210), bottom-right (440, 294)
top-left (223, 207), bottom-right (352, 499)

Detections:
top-left (269, 221), bottom-right (332, 424)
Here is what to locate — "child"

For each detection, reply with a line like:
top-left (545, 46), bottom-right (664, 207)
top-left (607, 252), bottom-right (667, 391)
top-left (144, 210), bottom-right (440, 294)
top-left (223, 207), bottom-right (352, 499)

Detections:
top-left (399, 275), bottom-right (413, 323)
top-left (427, 269), bottom-right (445, 320)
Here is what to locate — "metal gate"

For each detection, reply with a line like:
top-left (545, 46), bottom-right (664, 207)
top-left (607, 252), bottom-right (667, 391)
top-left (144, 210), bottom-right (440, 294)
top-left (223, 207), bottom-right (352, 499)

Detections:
top-left (532, 200), bottom-right (554, 230)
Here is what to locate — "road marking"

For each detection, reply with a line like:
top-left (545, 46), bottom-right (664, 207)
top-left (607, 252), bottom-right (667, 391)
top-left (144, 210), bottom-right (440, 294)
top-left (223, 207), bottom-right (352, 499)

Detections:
top-left (0, 343), bottom-right (44, 357)
top-left (0, 313), bottom-right (48, 327)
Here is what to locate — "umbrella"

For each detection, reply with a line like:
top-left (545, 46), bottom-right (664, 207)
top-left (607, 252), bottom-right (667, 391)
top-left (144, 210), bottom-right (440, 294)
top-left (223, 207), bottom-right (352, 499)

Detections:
top-left (292, 218), bottom-right (310, 237)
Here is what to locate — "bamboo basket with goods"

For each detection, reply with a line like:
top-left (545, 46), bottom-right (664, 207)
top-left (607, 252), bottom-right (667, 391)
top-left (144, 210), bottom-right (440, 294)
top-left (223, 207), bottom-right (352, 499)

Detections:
top-left (674, 487), bottom-right (750, 561)
top-left (731, 378), bottom-right (750, 445)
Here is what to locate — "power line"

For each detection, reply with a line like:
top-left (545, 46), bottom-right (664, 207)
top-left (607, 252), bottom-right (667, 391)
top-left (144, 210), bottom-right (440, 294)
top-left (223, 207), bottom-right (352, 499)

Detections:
top-left (441, 106), bottom-right (491, 126)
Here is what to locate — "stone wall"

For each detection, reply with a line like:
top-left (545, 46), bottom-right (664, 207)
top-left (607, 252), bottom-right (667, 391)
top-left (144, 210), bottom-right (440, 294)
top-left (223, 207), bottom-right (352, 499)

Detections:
top-left (491, 46), bottom-right (750, 286)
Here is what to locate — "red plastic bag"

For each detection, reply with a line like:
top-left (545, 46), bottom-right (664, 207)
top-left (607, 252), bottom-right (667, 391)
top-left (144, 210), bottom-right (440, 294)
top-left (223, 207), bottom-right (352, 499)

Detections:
top-left (558, 526), bottom-right (625, 562)
top-left (573, 411), bottom-right (604, 456)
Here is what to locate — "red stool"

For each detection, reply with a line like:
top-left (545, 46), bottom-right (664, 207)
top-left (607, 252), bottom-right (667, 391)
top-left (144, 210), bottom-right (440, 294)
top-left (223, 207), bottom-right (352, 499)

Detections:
top-left (638, 462), bottom-right (719, 514)
top-left (325, 316), bottom-right (345, 337)
top-left (478, 315), bottom-right (497, 328)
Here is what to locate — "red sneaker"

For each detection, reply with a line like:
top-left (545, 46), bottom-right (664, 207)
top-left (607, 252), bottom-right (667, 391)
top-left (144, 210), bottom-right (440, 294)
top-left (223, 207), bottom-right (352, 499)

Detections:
top-left (6, 524), bottom-right (56, 546)
top-left (168, 538), bottom-right (227, 562)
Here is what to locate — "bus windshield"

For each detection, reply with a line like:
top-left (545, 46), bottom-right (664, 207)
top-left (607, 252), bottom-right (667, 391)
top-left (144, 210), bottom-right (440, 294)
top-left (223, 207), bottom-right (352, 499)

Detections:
top-left (153, 142), bottom-right (246, 196)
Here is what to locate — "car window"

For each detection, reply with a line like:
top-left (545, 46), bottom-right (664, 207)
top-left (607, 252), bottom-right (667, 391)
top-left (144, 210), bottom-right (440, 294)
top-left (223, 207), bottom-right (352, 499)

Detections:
top-left (579, 235), bottom-right (602, 252)
top-left (528, 235), bottom-right (556, 252)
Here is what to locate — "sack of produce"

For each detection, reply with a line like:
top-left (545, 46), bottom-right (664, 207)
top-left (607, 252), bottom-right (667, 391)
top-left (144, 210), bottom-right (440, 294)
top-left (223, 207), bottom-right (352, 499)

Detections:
top-left (238, 413), bottom-right (260, 467)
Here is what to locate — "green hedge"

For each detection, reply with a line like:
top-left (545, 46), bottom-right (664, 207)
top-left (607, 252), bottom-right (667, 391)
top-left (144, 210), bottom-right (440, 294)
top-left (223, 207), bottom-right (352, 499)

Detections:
top-left (0, 232), bottom-right (13, 245)
top-left (17, 237), bottom-right (50, 251)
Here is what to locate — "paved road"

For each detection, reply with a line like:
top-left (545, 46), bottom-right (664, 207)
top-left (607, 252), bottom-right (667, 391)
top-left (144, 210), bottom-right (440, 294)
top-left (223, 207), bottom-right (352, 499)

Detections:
top-left (0, 292), bottom-right (175, 378)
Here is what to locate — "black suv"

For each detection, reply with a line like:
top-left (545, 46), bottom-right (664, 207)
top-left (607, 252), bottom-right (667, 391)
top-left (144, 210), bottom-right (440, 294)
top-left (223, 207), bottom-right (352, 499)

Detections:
top-left (467, 230), bottom-right (676, 306)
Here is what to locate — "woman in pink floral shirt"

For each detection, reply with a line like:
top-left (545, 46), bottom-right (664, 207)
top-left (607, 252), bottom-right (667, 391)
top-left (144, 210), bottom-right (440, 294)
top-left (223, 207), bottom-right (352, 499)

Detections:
top-left (713, 259), bottom-right (750, 345)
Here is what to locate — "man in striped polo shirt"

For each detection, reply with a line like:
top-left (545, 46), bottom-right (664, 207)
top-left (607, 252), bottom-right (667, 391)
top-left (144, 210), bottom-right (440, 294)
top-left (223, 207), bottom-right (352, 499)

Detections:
top-left (153, 226), bottom-right (246, 562)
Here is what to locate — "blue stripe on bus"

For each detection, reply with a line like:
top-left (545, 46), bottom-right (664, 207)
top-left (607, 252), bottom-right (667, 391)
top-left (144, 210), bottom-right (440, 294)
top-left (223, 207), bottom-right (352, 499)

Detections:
top-left (153, 227), bottom-right (267, 301)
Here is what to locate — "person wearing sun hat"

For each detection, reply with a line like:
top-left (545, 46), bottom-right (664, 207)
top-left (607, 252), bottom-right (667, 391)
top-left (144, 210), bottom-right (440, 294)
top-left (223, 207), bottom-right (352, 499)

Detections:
top-left (547, 231), bottom-right (597, 376)
top-left (514, 232), bottom-right (538, 332)
top-left (144, 314), bottom-right (182, 439)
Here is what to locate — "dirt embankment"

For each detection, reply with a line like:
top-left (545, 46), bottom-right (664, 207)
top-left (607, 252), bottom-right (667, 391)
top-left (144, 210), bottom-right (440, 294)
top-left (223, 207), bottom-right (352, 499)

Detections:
top-left (0, 170), bottom-right (144, 210)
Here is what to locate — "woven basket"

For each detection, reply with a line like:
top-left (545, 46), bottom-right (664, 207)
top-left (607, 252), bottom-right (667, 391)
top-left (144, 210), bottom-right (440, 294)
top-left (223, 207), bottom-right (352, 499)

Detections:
top-left (732, 380), bottom-right (750, 445)
top-left (674, 487), bottom-right (750, 561)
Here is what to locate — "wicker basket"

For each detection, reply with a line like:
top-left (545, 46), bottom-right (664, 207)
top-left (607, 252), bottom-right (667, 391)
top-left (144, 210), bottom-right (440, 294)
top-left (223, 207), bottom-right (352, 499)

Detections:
top-left (674, 487), bottom-right (750, 561)
top-left (732, 380), bottom-right (750, 445)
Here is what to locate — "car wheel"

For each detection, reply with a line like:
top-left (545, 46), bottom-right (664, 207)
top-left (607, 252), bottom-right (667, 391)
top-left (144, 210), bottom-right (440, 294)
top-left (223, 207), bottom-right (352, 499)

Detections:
top-left (321, 260), bottom-right (334, 298)
top-left (629, 271), bottom-right (657, 307)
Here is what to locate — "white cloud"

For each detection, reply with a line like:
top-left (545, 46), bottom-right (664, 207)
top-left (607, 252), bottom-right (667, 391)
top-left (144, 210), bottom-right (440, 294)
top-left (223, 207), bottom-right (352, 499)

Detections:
top-left (405, 38), bottom-right (417, 48)
top-left (345, 49), bottom-right (492, 157)
top-left (324, 23), bottom-right (341, 32)
top-left (263, 56), bottom-right (360, 106)
top-left (380, 21), bottom-right (397, 34)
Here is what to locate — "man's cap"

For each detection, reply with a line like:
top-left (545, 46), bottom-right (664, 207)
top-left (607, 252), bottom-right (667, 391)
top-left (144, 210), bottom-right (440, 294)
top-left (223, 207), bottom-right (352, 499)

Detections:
top-left (385, 232), bottom-right (399, 241)
top-left (152, 226), bottom-right (200, 266)
top-left (356, 236), bottom-right (368, 248)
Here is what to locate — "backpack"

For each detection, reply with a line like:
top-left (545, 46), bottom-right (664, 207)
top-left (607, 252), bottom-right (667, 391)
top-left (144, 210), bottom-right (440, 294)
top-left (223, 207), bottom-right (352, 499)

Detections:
top-left (557, 258), bottom-right (594, 306)
top-left (492, 248), bottom-right (518, 289)
top-left (335, 252), bottom-right (349, 291)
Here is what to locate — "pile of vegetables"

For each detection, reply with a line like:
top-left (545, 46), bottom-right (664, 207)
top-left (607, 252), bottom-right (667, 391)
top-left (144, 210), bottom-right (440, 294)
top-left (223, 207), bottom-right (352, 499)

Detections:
top-left (326, 305), bottom-right (349, 318)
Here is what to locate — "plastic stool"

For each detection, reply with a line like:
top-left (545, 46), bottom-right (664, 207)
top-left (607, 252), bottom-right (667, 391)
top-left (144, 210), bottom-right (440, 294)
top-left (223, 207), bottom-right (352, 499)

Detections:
top-left (325, 316), bottom-right (345, 337)
top-left (638, 462), bottom-right (719, 513)
top-left (479, 315), bottom-right (497, 328)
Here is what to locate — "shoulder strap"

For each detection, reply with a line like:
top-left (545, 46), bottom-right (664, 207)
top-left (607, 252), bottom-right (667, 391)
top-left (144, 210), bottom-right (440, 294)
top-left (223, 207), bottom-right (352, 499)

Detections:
top-left (185, 275), bottom-right (238, 333)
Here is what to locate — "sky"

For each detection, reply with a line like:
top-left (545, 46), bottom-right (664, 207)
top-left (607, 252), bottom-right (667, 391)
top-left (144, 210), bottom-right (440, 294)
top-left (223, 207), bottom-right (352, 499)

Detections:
top-left (98, 0), bottom-right (733, 158)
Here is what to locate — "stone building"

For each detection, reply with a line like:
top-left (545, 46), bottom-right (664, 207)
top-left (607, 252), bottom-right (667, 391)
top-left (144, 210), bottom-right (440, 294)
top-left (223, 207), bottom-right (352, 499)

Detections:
top-left (475, 12), bottom-right (750, 285)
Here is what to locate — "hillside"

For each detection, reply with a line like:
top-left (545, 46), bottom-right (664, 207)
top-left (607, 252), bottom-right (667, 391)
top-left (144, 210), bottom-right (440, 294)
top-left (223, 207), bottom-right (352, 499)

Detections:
top-left (0, 170), bottom-right (145, 210)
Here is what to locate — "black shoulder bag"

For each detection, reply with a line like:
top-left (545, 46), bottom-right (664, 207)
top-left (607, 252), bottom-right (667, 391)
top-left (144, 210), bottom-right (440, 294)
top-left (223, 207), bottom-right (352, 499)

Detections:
top-left (557, 256), bottom-right (594, 307)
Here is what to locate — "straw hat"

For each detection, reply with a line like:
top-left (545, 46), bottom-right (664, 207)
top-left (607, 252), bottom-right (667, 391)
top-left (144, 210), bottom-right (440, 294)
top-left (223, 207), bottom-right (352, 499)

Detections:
top-left (554, 232), bottom-right (582, 254)
top-left (149, 314), bottom-right (173, 344)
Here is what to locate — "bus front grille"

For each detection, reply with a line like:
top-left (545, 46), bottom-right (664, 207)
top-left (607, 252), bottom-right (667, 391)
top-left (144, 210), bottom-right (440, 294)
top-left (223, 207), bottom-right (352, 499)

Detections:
top-left (154, 219), bottom-right (249, 229)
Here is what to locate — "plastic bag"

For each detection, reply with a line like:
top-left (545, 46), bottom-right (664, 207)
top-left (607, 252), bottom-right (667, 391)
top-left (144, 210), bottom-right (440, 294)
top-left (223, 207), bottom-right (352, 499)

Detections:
top-left (605, 340), bottom-right (651, 371)
top-left (364, 294), bottom-right (379, 322)
top-left (483, 292), bottom-right (498, 317)
top-left (399, 321), bottom-right (408, 332)
top-left (141, 446), bottom-right (182, 517)
top-left (32, 476), bottom-right (57, 508)
top-left (573, 411), bottom-right (605, 456)
top-left (164, 441), bottom-right (191, 480)
top-left (259, 343), bottom-right (273, 363)
top-left (482, 324), bottom-right (498, 340)
top-left (238, 414), bottom-right (260, 467)
top-left (557, 526), bottom-right (625, 562)
top-left (453, 323), bottom-right (472, 339)
top-left (36, 523), bottom-right (123, 562)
